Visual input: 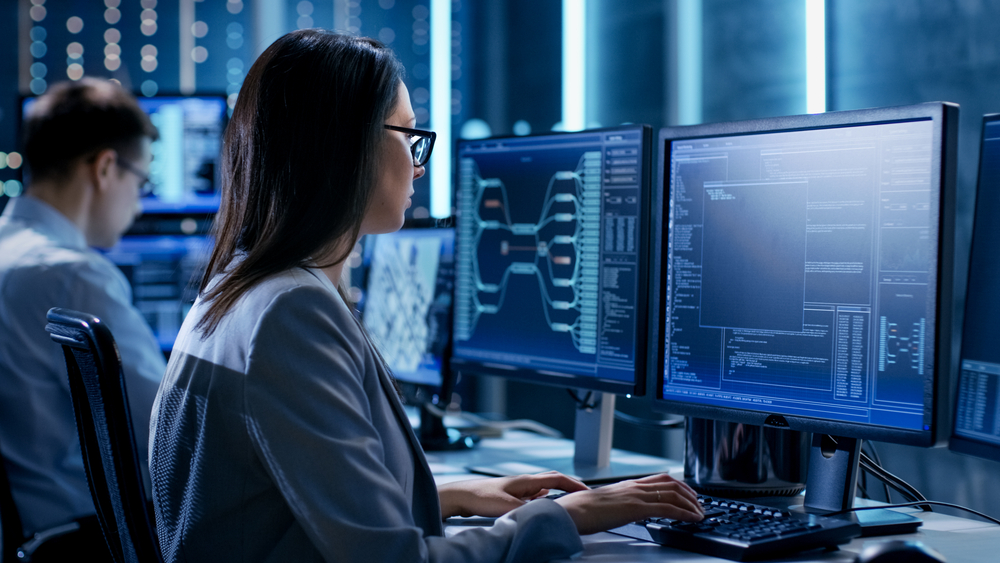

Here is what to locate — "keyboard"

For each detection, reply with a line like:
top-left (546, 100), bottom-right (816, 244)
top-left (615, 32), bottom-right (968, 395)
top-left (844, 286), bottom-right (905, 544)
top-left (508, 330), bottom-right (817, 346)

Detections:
top-left (608, 494), bottom-right (863, 561)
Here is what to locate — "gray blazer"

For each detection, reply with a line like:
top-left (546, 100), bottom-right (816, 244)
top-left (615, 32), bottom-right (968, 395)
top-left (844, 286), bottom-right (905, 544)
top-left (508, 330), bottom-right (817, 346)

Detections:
top-left (149, 266), bottom-right (582, 562)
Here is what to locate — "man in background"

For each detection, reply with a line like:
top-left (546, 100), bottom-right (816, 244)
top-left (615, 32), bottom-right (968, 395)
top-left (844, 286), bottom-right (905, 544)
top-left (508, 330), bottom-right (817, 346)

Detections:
top-left (0, 78), bottom-right (165, 560)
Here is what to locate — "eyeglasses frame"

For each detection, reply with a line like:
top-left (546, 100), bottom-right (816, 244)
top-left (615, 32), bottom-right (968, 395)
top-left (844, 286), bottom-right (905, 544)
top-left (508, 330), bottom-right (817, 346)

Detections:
top-left (384, 125), bottom-right (437, 167)
top-left (116, 157), bottom-right (155, 198)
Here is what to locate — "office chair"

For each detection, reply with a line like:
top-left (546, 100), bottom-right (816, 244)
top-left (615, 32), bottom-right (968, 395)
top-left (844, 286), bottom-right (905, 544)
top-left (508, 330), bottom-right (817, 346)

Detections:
top-left (44, 308), bottom-right (163, 563)
top-left (0, 442), bottom-right (23, 563)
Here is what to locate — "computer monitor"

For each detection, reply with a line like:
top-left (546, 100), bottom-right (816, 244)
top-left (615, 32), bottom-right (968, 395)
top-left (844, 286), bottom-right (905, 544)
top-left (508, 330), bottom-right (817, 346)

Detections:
top-left (652, 103), bottom-right (958, 530)
top-left (136, 95), bottom-right (228, 213)
top-left (361, 226), bottom-right (455, 390)
top-left (359, 225), bottom-right (477, 450)
top-left (19, 94), bottom-right (227, 213)
top-left (20, 94), bottom-right (227, 353)
top-left (950, 114), bottom-right (1000, 464)
top-left (452, 125), bottom-right (670, 481)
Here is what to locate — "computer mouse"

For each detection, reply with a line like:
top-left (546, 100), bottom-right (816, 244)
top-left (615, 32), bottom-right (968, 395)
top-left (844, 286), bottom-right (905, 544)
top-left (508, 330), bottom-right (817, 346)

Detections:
top-left (854, 539), bottom-right (946, 563)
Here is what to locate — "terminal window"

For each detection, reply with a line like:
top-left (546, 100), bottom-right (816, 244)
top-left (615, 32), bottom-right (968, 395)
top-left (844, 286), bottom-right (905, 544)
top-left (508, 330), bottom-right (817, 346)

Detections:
top-left (663, 120), bottom-right (935, 430)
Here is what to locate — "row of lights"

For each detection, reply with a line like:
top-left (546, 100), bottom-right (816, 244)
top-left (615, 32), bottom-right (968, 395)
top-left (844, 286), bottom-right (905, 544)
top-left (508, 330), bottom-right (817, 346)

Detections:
top-left (0, 152), bottom-right (24, 197)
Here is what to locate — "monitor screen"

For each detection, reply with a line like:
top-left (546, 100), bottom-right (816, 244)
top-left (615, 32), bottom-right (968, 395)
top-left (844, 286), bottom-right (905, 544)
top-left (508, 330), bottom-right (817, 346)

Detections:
top-left (137, 96), bottom-right (227, 213)
top-left (361, 227), bottom-right (455, 388)
top-left (21, 94), bottom-right (227, 215)
top-left (653, 103), bottom-right (957, 447)
top-left (102, 230), bottom-right (212, 352)
top-left (451, 125), bottom-right (651, 395)
top-left (951, 114), bottom-right (1000, 463)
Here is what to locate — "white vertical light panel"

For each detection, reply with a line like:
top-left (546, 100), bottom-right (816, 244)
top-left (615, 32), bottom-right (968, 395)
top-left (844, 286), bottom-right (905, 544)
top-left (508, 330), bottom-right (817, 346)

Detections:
top-left (806, 0), bottom-right (826, 114)
top-left (677, 0), bottom-right (702, 125)
top-left (562, 0), bottom-right (586, 131)
top-left (430, 0), bottom-right (452, 218)
top-left (179, 0), bottom-right (195, 94)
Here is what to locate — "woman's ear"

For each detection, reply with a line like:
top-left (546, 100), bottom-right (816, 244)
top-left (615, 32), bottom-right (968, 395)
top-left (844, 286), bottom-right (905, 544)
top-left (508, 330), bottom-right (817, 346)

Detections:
top-left (90, 148), bottom-right (118, 192)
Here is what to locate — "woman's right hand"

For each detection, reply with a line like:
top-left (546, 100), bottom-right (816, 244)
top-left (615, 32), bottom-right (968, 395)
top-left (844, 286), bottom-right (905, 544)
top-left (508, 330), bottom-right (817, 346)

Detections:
top-left (553, 473), bottom-right (703, 535)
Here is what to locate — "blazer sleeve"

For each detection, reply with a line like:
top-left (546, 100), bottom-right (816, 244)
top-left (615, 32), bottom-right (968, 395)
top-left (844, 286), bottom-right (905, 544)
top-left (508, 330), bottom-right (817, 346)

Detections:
top-left (243, 284), bottom-right (582, 563)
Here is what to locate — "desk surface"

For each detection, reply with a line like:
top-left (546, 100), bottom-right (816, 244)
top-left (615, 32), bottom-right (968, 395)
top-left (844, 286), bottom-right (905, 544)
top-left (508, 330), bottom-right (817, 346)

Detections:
top-left (428, 429), bottom-right (1000, 563)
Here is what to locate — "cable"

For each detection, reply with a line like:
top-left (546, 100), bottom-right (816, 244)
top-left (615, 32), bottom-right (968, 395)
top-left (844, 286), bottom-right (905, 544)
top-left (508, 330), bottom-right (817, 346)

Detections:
top-left (858, 452), bottom-right (930, 511)
top-left (566, 389), bottom-right (598, 410)
top-left (861, 441), bottom-right (890, 503)
top-left (827, 501), bottom-right (1000, 527)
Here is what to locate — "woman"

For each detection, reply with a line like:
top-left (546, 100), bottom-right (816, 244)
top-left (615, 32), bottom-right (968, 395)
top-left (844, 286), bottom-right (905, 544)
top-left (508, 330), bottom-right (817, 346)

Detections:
top-left (150, 30), bottom-right (702, 563)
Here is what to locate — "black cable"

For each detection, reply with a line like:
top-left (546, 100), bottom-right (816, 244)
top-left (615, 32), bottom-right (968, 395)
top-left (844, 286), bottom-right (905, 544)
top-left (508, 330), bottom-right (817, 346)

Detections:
top-left (862, 442), bottom-right (891, 503)
top-left (566, 389), bottom-right (599, 410)
top-left (827, 501), bottom-right (1000, 527)
top-left (858, 454), bottom-right (931, 511)
top-left (859, 452), bottom-right (928, 502)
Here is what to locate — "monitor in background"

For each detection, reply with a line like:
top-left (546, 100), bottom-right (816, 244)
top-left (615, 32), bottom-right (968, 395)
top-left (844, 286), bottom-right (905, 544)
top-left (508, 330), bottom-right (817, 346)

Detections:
top-left (653, 103), bottom-right (959, 534)
top-left (452, 125), bottom-right (670, 482)
top-left (950, 114), bottom-right (1000, 464)
top-left (103, 95), bottom-right (227, 352)
top-left (136, 95), bottom-right (227, 213)
top-left (360, 226), bottom-right (477, 450)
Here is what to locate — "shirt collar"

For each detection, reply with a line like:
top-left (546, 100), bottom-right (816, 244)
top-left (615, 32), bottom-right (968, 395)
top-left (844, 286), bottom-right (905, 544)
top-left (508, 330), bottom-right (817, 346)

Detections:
top-left (1, 195), bottom-right (88, 250)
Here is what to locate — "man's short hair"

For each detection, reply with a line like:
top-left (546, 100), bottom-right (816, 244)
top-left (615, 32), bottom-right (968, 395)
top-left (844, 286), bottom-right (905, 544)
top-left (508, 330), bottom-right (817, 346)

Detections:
top-left (22, 78), bottom-right (159, 182)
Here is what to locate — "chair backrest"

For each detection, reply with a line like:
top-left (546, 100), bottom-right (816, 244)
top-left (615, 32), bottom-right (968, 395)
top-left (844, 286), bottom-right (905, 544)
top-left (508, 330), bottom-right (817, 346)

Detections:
top-left (0, 441), bottom-right (25, 563)
top-left (44, 308), bottom-right (163, 563)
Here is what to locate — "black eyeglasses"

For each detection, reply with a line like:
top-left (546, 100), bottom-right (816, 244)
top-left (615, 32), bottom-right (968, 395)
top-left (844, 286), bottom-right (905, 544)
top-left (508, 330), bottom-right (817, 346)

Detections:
top-left (116, 157), bottom-right (154, 197)
top-left (384, 125), bottom-right (436, 167)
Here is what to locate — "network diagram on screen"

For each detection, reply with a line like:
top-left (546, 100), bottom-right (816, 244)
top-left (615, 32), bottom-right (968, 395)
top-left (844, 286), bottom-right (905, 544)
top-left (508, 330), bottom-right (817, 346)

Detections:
top-left (453, 131), bottom-right (644, 383)
top-left (662, 120), bottom-right (936, 431)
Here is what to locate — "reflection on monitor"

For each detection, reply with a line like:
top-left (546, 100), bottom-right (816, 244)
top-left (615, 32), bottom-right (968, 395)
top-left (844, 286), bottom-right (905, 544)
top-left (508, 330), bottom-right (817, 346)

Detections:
top-left (102, 232), bottom-right (211, 352)
top-left (653, 103), bottom-right (958, 524)
top-left (951, 114), bottom-right (1000, 464)
top-left (452, 125), bottom-right (651, 396)
top-left (361, 227), bottom-right (455, 389)
top-left (138, 96), bottom-right (227, 213)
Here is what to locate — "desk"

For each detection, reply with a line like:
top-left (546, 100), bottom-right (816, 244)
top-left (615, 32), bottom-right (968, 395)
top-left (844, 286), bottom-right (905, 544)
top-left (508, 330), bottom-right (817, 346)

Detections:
top-left (428, 430), bottom-right (1000, 562)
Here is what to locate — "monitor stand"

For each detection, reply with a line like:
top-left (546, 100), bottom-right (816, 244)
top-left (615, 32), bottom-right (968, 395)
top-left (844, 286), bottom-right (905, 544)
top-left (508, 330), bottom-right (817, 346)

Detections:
top-left (803, 434), bottom-right (922, 537)
top-left (466, 392), bottom-right (677, 484)
top-left (418, 399), bottom-right (480, 451)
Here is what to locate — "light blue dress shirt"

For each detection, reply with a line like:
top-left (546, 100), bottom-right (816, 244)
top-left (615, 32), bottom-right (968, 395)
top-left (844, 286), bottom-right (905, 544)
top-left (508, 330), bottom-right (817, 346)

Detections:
top-left (0, 195), bottom-right (166, 535)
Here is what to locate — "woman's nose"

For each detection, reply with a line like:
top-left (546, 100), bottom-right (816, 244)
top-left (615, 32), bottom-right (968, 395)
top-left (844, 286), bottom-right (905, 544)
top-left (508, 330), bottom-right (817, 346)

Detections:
top-left (413, 164), bottom-right (426, 180)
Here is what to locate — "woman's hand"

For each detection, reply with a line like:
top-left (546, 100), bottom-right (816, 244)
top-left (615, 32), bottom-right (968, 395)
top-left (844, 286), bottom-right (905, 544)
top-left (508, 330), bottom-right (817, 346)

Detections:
top-left (554, 473), bottom-right (703, 535)
top-left (438, 471), bottom-right (589, 518)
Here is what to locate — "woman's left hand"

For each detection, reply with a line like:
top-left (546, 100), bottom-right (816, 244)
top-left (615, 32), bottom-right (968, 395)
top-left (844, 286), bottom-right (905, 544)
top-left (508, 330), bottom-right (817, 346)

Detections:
top-left (438, 471), bottom-right (589, 519)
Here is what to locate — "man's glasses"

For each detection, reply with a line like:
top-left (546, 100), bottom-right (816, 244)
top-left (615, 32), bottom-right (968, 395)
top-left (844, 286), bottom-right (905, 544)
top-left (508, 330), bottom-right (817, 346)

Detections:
top-left (384, 125), bottom-right (436, 167)
top-left (116, 157), bottom-right (154, 197)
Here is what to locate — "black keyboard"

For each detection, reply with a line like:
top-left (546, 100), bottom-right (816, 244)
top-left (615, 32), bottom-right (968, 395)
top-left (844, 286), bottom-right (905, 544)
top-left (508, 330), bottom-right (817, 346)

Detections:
top-left (608, 494), bottom-right (862, 561)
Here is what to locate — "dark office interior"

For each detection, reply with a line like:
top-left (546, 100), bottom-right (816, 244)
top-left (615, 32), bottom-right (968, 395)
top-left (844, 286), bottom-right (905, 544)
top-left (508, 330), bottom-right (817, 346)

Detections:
top-left (1, 1), bottom-right (999, 561)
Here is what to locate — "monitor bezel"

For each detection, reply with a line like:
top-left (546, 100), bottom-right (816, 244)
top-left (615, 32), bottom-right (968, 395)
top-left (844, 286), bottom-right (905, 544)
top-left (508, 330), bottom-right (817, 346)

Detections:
top-left (949, 113), bottom-right (1000, 462)
top-left (650, 103), bottom-right (958, 447)
top-left (450, 124), bottom-right (653, 396)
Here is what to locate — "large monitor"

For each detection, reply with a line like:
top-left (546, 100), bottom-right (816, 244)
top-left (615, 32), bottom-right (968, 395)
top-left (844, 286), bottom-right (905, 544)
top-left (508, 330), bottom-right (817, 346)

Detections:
top-left (652, 103), bottom-right (959, 528)
top-left (950, 114), bottom-right (1000, 464)
top-left (452, 125), bottom-right (668, 481)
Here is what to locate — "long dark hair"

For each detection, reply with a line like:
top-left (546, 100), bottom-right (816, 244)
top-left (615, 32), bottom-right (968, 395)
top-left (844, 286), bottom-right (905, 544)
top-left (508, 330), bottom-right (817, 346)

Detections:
top-left (197, 30), bottom-right (403, 334)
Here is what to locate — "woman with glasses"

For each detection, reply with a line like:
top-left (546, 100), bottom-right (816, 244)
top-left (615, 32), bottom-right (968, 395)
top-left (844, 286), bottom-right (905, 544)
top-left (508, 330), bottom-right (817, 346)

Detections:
top-left (149, 30), bottom-right (701, 563)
